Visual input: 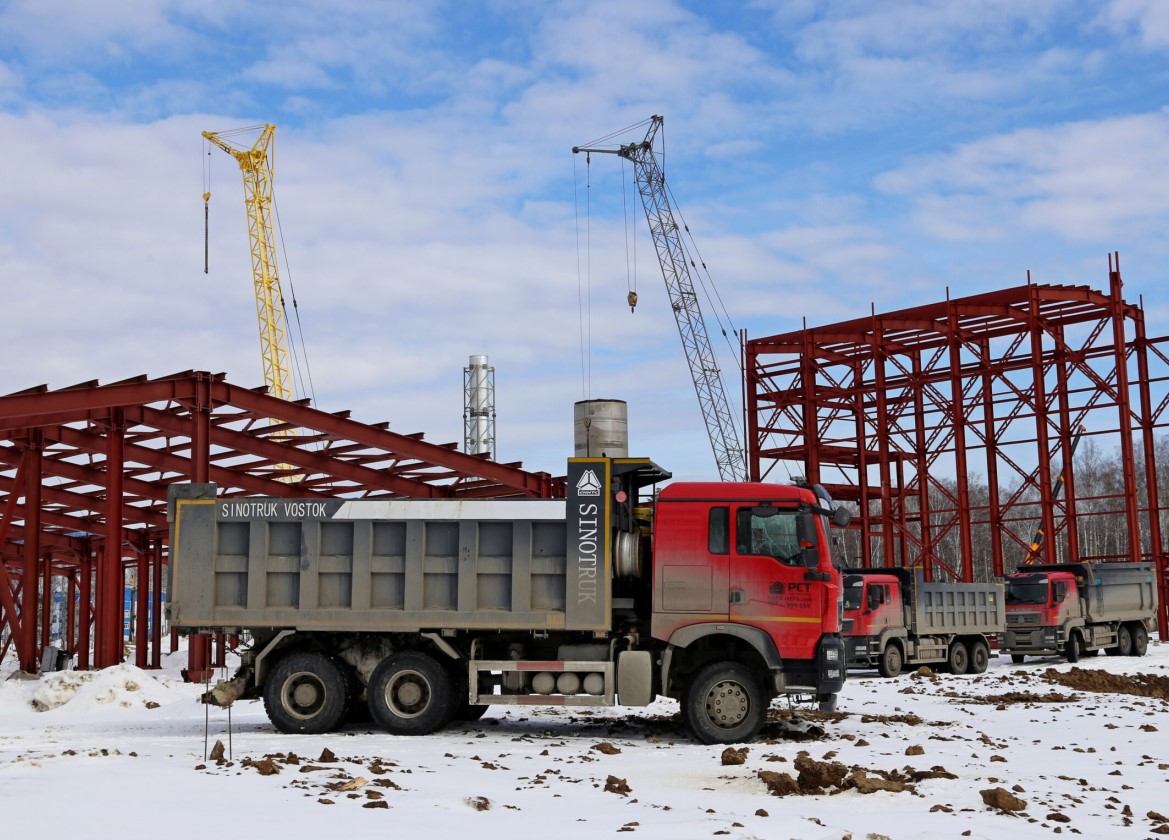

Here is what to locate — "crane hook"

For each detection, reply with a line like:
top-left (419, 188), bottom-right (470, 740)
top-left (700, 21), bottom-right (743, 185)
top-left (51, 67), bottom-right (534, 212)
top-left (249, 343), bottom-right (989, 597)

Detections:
top-left (627, 290), bottom-right (638, 313)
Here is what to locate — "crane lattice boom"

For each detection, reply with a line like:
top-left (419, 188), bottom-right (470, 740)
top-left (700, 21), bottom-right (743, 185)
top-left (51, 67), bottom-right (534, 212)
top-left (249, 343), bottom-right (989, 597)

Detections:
top-left (202, 123), bottom-right (293, 403)
top-left (574, 116), bottom-right (746, 481)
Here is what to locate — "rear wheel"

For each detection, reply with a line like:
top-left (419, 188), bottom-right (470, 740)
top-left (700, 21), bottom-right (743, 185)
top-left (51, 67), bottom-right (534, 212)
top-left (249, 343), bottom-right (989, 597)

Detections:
top-left (367, 651), bottom-right (452, 736)
top-left (1131, 624), bottom-right (1149, 657)
top-left (947, 641), bottom-right (969, 675)
top-left (683, 662), bottom-right (766, 745)
top-left (966, 638), bottom-right (990, 674)
top-left (877, 644), bottom-right (903, 678)
top-left (1112, 625), bottom-right (1133, 657)
top-left (263, 651), bottom-right (348, 734)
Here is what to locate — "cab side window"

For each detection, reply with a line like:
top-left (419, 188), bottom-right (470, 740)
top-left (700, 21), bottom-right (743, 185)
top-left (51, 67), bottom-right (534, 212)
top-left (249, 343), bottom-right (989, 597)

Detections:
top-left (708, 507), bottom-right (729, 554)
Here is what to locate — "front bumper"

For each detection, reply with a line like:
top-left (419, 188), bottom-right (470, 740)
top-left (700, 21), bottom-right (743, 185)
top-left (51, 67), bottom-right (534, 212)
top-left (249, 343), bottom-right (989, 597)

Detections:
top-left (1000, 626), bottom-right (1062, 655)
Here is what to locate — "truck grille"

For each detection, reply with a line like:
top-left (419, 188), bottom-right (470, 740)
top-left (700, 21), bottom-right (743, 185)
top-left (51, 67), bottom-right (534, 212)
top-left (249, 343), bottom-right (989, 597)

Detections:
top-left (1008, 612), bottom-right (1041, 626)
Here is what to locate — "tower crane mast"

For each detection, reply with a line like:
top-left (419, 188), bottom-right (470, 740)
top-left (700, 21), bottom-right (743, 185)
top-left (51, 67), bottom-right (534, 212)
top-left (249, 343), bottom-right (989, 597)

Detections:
top-left (202, 123), bottom-right (293, 403)
top-left (574, 115), bottom-right (746, 481)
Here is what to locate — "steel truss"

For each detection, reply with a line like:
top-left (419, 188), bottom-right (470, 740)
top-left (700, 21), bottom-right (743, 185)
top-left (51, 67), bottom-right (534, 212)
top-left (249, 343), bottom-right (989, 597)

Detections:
top-left (746, 256), bottom-right (1168, 637)
top-left (0, 370), bottom-right (562, 676)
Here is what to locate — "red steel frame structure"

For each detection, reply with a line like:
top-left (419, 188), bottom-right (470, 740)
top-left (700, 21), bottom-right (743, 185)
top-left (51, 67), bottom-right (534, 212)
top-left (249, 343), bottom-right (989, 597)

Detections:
top-left (0, 370), bottom-right (563, 676)
top-left (746, 256), bottom-right (1169, 638)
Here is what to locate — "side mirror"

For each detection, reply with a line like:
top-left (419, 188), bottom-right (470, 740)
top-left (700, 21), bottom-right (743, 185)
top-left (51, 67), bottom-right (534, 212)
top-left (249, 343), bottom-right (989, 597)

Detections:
top-left (832, 506), bottom-right (852, 528)
top-left (796, 512), bottom-right (818, 547)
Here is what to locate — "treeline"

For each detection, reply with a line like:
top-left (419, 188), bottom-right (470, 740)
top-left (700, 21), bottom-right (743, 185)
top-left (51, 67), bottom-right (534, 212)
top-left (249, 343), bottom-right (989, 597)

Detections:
top-left (840, 435), bottom-right (1169, 583)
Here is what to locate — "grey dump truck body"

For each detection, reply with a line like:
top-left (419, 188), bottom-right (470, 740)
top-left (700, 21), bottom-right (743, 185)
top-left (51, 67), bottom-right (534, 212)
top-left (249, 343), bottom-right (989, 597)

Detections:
top-left (168, 489), bottom-right (593, 633)
top-left (166, 456), bottom-right (851, 745)
top-left (1001, 562), bottom-right (1159, 661)
top-left (842, 567), bottom-right (1005, 677)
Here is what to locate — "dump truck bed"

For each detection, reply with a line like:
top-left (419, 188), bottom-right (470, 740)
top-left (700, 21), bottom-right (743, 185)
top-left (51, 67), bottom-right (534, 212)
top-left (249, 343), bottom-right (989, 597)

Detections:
top-left (167, 483), bottom-right (614, 633)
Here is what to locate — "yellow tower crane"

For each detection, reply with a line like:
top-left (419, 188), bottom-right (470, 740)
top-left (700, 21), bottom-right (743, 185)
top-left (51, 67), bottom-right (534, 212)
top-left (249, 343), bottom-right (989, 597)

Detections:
top-left (202, 123), bottom-right (293, 403)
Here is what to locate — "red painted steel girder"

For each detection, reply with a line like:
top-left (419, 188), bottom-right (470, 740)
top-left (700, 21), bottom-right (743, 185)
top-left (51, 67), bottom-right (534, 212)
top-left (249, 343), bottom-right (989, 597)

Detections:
top-left (0, 370), bottom-right (567, 675)
top-left (746, 260), bottom-right (1168, 638)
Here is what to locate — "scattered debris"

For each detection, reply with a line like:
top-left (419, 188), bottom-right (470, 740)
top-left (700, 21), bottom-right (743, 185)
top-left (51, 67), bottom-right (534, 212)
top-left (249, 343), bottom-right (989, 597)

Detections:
top-left (721, 747), bottom-right (749, 766)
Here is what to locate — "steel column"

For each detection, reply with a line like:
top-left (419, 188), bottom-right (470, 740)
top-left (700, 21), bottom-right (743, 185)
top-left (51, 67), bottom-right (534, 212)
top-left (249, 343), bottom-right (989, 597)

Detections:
top-left (19, 436), bottom-right (42, 672)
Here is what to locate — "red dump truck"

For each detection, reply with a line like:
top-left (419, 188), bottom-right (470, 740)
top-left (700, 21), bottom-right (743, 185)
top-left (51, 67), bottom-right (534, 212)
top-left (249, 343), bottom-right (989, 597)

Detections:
top-left (1000, 562), bottom-right (1159, 662)
top-left (841, 567), bottom-right (1005, 678)
top-left (167, 457), bottom-right (853, 744)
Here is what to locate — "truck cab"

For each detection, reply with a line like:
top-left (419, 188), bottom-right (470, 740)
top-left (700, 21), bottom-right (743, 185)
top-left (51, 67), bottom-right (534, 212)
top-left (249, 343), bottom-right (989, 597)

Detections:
top-left (1004, 570), bottom-right (1081, 640)
top-left (842, 573), bottom-right (902, 639)
top-left (650, 481), bottom-right (847, 713)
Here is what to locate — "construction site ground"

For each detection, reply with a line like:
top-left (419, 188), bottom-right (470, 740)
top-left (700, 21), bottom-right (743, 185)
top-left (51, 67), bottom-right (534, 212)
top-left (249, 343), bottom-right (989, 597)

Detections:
top-left (1, 642), bottom-right (1167, 839)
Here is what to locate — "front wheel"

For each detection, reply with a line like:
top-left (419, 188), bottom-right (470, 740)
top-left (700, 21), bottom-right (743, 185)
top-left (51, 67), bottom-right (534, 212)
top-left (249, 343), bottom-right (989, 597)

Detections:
top-left (877, 644), bottom-right (903, 678)
top-left (683, 662), bottom-right (766, 745)
top-left (1064, 634), bottom-right (1081, 663)
top-left (1010, 654), bottom-right (1025, 664)
top-left (966, 638), bottom-right (990, 674)
top-left (816, 692), bottom-right (838, 713)
top-left (263, 651), bottom-right (349, 734)
top-left (947, 641), bottom-right (969, 675)
top-left (367, 652), bottom-right (452, 736)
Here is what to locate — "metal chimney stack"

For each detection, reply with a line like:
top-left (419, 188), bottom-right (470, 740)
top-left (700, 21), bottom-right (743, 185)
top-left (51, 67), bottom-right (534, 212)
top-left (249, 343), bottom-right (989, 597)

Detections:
top-left (464, 355), bottom-right (495, 458)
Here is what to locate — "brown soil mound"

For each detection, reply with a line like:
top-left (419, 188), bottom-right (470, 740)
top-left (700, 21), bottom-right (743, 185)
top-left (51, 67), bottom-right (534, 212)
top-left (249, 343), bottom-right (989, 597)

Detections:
top-left (1041, 667), bottom-right (1169, 700)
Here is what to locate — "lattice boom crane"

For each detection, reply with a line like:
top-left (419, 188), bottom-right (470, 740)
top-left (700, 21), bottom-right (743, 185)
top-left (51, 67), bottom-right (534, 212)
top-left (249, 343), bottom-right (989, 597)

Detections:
top-left (202, 123), bottom-right (293, 403)
top-left (574, 115), bottom-right (746, 481)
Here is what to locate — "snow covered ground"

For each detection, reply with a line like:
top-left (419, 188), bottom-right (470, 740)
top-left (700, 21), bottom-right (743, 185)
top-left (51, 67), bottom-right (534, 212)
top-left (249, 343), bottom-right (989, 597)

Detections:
top-left (2, 643), bottom-right (1168, 839)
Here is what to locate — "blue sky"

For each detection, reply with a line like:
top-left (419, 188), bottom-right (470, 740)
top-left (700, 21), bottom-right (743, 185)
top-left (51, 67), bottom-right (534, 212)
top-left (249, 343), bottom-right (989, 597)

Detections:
top-left (1, 0), bottom-right (1168, 481)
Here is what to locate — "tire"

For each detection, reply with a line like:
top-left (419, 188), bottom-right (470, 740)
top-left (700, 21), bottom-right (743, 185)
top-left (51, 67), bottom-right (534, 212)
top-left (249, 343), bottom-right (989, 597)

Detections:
top-left (1114, 625), bottom-right (1133, 657)
top-left (1131, 624), bottom-right (1149, 657)
top-left (816, 692), bottom-right (838, 713)
top-left (1010, 654), bottom-right (1025, 664)
top-left (263, 651), bottom-right (348, 735)
top-left (947, 641), bottom-right (969, 675)
top-left (1064, 634), bottom-right (1080, 663)
top-left (367, 651), bottom-right (452, 736)
top-left (877, 643), bottom-right (903, 678)
top-left (683, 662), bottom-right (766, 745)
top-left (966, 638), bottom-right (990, 674)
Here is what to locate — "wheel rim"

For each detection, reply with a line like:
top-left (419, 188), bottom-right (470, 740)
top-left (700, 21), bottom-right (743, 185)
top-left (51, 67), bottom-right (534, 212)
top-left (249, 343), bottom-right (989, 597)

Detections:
top-left (704, 679), bottom-right (750, 729)
top-left (384, 669), bottom-right (432, 719)
top-left (281, 671), bottom-right (327, 720)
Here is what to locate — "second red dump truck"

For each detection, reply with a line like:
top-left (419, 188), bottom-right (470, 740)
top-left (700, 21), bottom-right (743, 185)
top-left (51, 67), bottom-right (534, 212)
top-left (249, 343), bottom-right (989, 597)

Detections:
top-left (842, 567), bottom-right (1005, 677)
top-left (1000, 562), bottom-right (1159, 662)
top-left (168, 456), bottom-right (853, 744)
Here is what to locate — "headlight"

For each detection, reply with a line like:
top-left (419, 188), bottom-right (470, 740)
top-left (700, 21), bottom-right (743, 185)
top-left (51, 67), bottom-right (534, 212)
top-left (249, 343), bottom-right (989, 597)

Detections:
top-left (825, 648), bottom-right (840, 661)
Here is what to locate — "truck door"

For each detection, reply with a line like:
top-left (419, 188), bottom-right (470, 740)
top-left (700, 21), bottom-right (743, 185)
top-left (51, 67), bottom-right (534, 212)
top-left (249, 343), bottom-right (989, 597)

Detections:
top-left (729, 505), bottom-right (824, 659)
top-left (867, 582), bottom-right (898, 632)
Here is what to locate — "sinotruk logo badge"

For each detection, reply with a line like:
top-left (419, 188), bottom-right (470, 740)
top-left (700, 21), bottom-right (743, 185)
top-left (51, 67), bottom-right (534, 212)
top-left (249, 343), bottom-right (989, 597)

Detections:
top-left (576, 469), bottom-right (602, 497)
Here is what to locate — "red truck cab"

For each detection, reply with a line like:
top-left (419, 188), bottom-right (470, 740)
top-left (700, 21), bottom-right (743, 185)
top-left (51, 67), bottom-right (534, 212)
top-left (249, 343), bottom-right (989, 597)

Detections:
top-left (842, 574), bottom-right (902, 639)
top-left (649, 481), bottom-right (846, 707)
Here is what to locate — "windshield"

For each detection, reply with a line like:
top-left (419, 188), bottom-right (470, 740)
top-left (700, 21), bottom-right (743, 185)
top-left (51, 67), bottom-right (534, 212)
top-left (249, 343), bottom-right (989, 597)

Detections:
top-left (737, 508), bottom-right (802, 564)
top-left (1005, 582), bottom-right (1049, 606)
top-left (842, 583), bottom-right (864, 611)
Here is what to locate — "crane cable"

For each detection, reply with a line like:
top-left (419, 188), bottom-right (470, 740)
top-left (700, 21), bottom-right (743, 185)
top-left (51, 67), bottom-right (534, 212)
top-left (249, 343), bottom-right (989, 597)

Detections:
top-left (203, 141), bottom-right (212, 274)
top-left (621, 159), bottom-right (638, 313)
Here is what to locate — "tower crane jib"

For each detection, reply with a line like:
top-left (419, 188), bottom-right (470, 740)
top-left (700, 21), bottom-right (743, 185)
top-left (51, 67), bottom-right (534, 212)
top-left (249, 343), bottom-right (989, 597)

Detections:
top-left (574, 115), bottom-right (746, 481)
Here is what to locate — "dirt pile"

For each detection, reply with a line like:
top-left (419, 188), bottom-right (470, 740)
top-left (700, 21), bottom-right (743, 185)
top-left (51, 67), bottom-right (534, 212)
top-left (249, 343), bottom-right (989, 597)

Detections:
top-left (755, 750), bottom-right (952, 797)
top-left (1041, 667), bottom-right (1169, 700)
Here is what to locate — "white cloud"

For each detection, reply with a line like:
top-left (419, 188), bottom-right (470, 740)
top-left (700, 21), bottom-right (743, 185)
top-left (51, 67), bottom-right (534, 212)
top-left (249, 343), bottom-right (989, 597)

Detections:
top-left (876, 112), bottom-right (1169, 241)
top-left (1104, 0), bottom-right (1169, 47)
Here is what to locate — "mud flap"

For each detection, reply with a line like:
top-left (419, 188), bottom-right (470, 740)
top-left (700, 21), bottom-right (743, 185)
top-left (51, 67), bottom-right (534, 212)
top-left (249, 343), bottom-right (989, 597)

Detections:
top-left (617, 650), bottom-right (653, 706)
